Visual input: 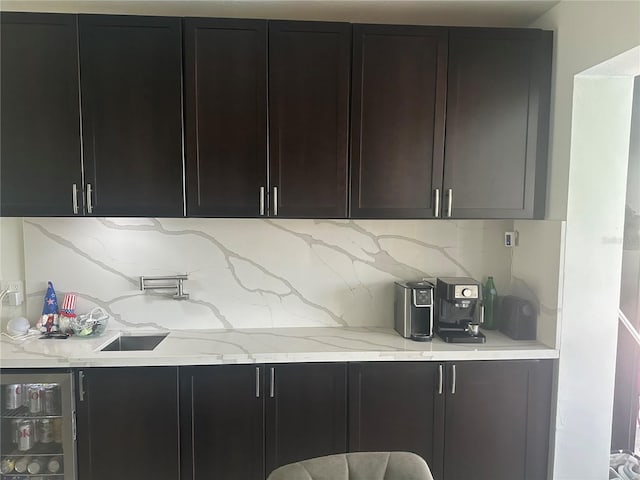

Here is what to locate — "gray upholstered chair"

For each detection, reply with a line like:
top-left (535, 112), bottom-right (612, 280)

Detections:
top-left (266, 452), bottom-right (434, 480)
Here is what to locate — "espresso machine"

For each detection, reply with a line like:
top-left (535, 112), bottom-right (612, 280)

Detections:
top-left (435, 277), bottom-right (486, 343)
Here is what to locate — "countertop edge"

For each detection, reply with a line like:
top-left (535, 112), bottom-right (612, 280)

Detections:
top-left (0, 349), bottom-right (560, 369)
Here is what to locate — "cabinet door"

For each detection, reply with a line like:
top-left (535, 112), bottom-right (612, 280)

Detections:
top-left (268, 21), bottom-right (350, 218)
top-left (350, 25), bottom-right (447, 218)
top-left (443, 360), bottom-right (553, 480)
top-left (79, 15), bottom-right (183, 217)
top-left (184, 18), bottom-right (267, 217)
top-left (0, 13), bottom-right (82, 216)
top-left (443, 28), bottom-right (552, 219)
top-left (181, 365), bottom-right (265, 480)
top-left (76, 367), bottom-right (180, 480)
top-left (266, 363), bottom-right (347, 474)
top-left (349, 362), bottom-right (445, 479)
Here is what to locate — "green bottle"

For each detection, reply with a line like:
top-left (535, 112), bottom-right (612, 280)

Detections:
top-left (482, 276), bottom-right (498, 330)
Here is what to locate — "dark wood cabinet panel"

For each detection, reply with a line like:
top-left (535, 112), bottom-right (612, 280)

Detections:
top-left (266, 363), bottom-right (347, 474)
top-left (76, 367), bottom-right (180, 480)
top-left (0, 13), bottom-right (82, 216)
top-left (184, 18), bottom-right (267, 217)
top-left (181, 365), bottom-right (265, 480)
top-left (79, 15), bottom-right (184, 217)
top-left (348, 362), bottom-right (445, 480)
top-left (443, 360), bottom-right (553, 480)
top-left (350, 24), bottom-right (447, 218)
top-left (268, 21), bottom-right (350, 218)
top-left (443, 28), bottom-right (552, 219)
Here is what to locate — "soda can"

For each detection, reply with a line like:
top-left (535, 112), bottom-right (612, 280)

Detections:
top-left (17, 420), bottom-right (35, 451)
top-left (52, 417), bottom-right (63, 444)
top-left (23, 384), bottom-right (30, 407)
top-left (47, 456), bottom-right (62, 474)
top-left (11, 418), bottom-right (22, 444)
top-left (38, 419), bottom-right (53, 443)
top-left (14, 456), bottom-right (29, 473)
top-left (1, 457), bottom-right (16, 473)
top-left (44, 385), bottom-right (60, 415)
top-left (28, 385), bottom-right (43, 414)
top-left (27, 457), bottom-right (44, 474)
top-left (5, 384), bottom-right (23, 410)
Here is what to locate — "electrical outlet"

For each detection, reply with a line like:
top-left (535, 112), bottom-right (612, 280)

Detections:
top-left (1, 280), bottom-right (24, 295)
top-left (504, 231), bottom-right (519, 248)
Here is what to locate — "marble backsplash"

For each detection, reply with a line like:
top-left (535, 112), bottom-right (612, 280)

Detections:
top-left (22, 218), bottom-right (513, 330)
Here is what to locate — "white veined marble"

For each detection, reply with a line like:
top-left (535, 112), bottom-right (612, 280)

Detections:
top-left (0, 327), bottom-right (559, 369)
top-left (22, 218), bottom-right (513, 330)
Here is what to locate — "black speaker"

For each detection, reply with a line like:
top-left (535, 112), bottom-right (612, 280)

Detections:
top-left (499, 295), bottom-right (537, 340)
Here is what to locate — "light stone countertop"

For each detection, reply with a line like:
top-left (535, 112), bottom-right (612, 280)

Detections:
top-left (0, 327), bottom-right (558, 369)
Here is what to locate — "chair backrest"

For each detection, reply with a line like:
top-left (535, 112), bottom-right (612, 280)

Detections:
top-left (267, 451), bottom-right (434, 480)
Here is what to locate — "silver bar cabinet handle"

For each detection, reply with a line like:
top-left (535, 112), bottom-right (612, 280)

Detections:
top-left (79, 370), bottom-right (86, 402)
top-left (86, 184), bottom-right (93, 214)
top-left (434, 188), bottom-right (441, 218)
top-left (273, 187), bottom-right (278, 217)
top-left (255, 367), bottom-right (260, 398)
top-left (451, 364), bottom-right (457, 395)
top-left (272, 186), bottom-right (278, 216)
top-left (72, 184), bottom-right (79, 214)
top-left (446, 188), bottom-right (453, 218)
top-left (259, 187), bottom-right (265, 216)
top-left (438, 364), bottom-right (444, 395)
top-left (269, 367), bottom-right (275, 398)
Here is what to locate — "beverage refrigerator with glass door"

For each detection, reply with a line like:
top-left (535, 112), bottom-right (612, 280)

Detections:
top-left (0, 372), bottom-right (76, 479)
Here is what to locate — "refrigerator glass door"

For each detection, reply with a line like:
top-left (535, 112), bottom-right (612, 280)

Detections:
top-left (0, 372), bottom-right (76, 479)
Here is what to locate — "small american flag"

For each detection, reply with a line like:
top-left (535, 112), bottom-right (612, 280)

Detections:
top-left (61, 293), bottom-right (76, 314)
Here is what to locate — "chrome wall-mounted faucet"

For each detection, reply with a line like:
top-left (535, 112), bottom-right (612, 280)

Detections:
top-left (139, 274), bottom-right (189, 300)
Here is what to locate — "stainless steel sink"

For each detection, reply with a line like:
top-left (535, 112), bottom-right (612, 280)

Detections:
top-left (101, 334), bottom-right (168, 352)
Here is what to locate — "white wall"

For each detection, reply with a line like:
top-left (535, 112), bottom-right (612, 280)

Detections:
top-left (553, 48), bottom-right (638, 479)
top-left (511, 220), bottom-right (565, 349)
top-left (530, 0), bottom-right (640, 220)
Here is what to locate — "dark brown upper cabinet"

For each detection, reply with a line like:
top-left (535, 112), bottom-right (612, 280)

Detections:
top-left (2, 15), bottom-right (552, 220)
top-left (0, 13), bottom-right (83, 216)
top-left (350, 24), bottom-right (448, 218)
top-left (443, 28), bottom-right (552, 219)
top-left (78, 15), bottom-right (184, 217)
top-left (268, 21), bottom-right (351, 218)
top-left (184, 18), bottom-right (268, 217)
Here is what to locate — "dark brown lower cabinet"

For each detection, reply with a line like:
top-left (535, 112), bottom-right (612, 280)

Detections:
top-left (180, 363), bottom-right (347, 479)
top-left (266, 363), bottom-right (348, 474)
top-left (349, 360), bottom-right (553, 480)
top-left (76, 367), bottom-right (180, 480)
top-left (75, 360), bottom-right (550, 480)
top-left (443, 360), bottom-right (553, 480)
top-left (349, 362), bottom-right (445, 479)
top-left (181, 365), bottom-right (265, 480)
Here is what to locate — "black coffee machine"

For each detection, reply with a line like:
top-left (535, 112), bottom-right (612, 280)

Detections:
top-left (435, 277), bottom-right (486, 343)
